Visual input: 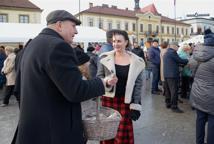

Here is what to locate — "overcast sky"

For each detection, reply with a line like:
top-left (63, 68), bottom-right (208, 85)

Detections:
top-left (30, 0), bottom-right (214, 24)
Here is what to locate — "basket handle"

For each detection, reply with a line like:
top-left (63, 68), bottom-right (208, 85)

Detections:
top-left (96, 97), bottom-right (101, 121)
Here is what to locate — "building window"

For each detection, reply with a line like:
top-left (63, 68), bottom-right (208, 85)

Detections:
top-left (186, 28), bottom-right (188, 35)
top-left (132, 23), bottom-right (136, 31)
top-left (140, 24), bottom-right (143, 32)
top-left (156, 25), bottom-right (159, 33)
top-left (98, 19), bottom-right (103, 29)
top-left (197, 27), bottom-right (202, 34)
top-left (167, 26), bottom-right (170, 34)
top-left (19, 15), bottom-right (29, 23)
top-left (125, 22), bottom-right (129, 31)
top-left (177, 28), bottom-right (179, 35)
top-left (172, 27), bottom-right (175, 34)
top-left (148, 24), bottom-right (152, 33)
top-left (161, 26), bottom-right (164, 34)
top-left (191, 28), bottom-right (193, 34)
top-left (116, 21), bottom-right (121, 29)
top-left (88, 18), bottom-right (94, 27)
top-left (0, 14), bottom-right (8, 22)
top-left (108, 21), bottom-right (112, 30)
top-left (181, 28), bottom-right (184, 35)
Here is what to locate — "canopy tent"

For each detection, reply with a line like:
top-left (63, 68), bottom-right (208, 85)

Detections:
top-left (179, 35), bottom-right (204, 46)
top-left (0, 23), bottom-right (106, 48)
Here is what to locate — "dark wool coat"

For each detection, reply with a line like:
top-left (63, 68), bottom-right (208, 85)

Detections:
top-left (14, 28), bottom-right (105, 144)
top-left (163, 48), bottom-right (188, 78)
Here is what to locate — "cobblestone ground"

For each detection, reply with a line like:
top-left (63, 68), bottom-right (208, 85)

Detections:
top-left (0, 78), bottom-right (196, 144)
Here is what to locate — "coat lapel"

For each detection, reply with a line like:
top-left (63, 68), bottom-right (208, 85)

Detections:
top-left (100, 51), bottom-right (116, 74)
top-left (125, 52), bottom-right (145, 103)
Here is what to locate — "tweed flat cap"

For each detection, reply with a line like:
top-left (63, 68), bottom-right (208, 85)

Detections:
top-left (46, 10), bottom-right (81, 25)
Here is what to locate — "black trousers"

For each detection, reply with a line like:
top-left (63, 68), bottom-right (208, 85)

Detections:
top-left (165, 78), bottom-right (179, 108)
top-left (151, 66), bottom-right (160, 92)
top-left (196, 109), bottom-right (214, 144)
top-left (181, 76), bottom-right (190, 98)
top-left (2, 85), bottom-right (15, 104)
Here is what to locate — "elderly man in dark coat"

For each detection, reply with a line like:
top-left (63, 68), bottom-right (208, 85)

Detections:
top-left (190, 29), bottom-right (214, 144)
top-left (12, 10), bottom-right (117, 144)
top-left (163, 42), bottom-right (188, 113)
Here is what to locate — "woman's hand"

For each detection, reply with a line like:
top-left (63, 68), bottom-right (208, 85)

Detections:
top-left (106, 74), bottom-right (118, 86)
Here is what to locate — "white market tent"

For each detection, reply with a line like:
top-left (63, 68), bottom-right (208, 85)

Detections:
top-left (179, 35), bottom-right (204, 46)
top-left (0, 23), bottom-right (106, 49)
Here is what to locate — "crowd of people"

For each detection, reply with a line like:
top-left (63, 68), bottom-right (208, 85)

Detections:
top-left (0, 10), bottom-right (213, 144)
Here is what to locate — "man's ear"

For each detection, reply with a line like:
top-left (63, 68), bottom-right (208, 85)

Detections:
top-left (55, 21), bottom-right (63, 32)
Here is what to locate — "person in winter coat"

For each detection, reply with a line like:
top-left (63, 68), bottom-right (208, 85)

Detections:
top-left (159, 41), bottom-right (168, 96)
top-left (99, 29), bottom-right (115, 54)
top-left (12, 10), bottom-right (117, 144)
top-left (0, 46), bottom-right (17, 107)
top-left (131, 42), bottom-right (145, 62)
top-left (0, 46), bottom-right (6, 89)
top-left (177, 44), bottom-right (192, 99)
top-left (163, 42), bottom-right (188, 113)
top-left (97, 30), bottom-right (145, 144)
top-left (148, 39), bottom-right (161, 94)
top-left (86, 46), bottom-right (99, 78)
top-left (190, 29), bottom-right (214, 144)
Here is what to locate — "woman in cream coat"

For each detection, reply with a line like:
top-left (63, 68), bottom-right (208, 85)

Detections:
top-left (97, 30), bottom-right (145, 144)
top-left (0, 46), bottom-right (17, 107)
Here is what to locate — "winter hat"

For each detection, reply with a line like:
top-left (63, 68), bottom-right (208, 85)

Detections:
top-left (204, 29), bottom-right (214, 46)
top-left (152, 39), bottom-right (159, 43)
top-left (46, 10), bottom-right (81, 25)
top-left (75, 49), bottom-right (90, 66)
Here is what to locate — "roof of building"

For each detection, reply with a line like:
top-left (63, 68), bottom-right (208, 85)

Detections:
top-left (161, 16), bottom-right (190, 26)
top-left (78, 3), bottom-right (190, 26)
top-left (181, 17), bottom-right (214, 21)
top-left (79, 5), bottom-right (137, 18)
top-left (0, 0), bottom-right (42, 11)
top-left (140, 3), bottom-right (159, 15)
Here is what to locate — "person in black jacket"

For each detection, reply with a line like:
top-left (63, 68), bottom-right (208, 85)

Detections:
top-left (163, 42), bottom-right (188, 113)
top-left (131, 42), bottom-right (145, 62)
top-left (12, 10), bottom-right (117, 144)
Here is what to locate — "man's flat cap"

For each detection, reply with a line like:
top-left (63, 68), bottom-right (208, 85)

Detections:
top-left (46, 10), bottom-right (81, 25)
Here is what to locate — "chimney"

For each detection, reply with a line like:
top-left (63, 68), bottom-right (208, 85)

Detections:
top-left (111, 5), bottom-right (117, 9)
top-left (102, 4), bottom-right (109, 8)
top-left (89, 2), bottom-right (93, 8)
top-left (134, 0), bottom-right (140, 11)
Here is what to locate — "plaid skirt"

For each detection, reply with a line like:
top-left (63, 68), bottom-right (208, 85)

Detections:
top-left (100, 96), bottom-right (134, 144)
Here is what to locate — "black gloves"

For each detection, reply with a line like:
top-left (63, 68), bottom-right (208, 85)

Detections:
top-left (129, 110), bottom-right (141, 121)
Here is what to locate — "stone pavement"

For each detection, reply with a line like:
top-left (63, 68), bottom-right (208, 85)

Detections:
top-left (0, 79), bottom-right (196, 144)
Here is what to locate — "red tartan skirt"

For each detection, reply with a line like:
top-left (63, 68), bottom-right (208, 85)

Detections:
top-left (100, 96), bottom-right (134, 144)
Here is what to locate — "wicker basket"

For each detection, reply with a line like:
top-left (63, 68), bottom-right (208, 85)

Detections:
top-left (82, 98), bottom-right (121, 141)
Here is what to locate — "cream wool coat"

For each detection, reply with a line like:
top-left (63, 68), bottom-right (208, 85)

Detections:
top-left (97, 50), bottom-right (145, 111)
top-left (2, 53), bottom-right (16, 86)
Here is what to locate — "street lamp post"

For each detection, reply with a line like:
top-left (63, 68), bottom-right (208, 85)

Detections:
top-left (79, 0), bottom-right (81, 20)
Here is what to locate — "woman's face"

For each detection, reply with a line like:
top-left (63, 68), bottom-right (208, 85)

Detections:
top-left (112, 34), bottom-right (128, 52)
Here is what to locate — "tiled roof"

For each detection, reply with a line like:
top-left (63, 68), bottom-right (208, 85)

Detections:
top-left (0, 0), bottom-right (42, 11)
top-left (140, 3), bottom-right (159, 15)
top-left (79, 6), bottom-right (137, 18)
top-left (161, 16), bottom-right (190, 26)
top-left (79, 3), bottom-right (190, 26)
